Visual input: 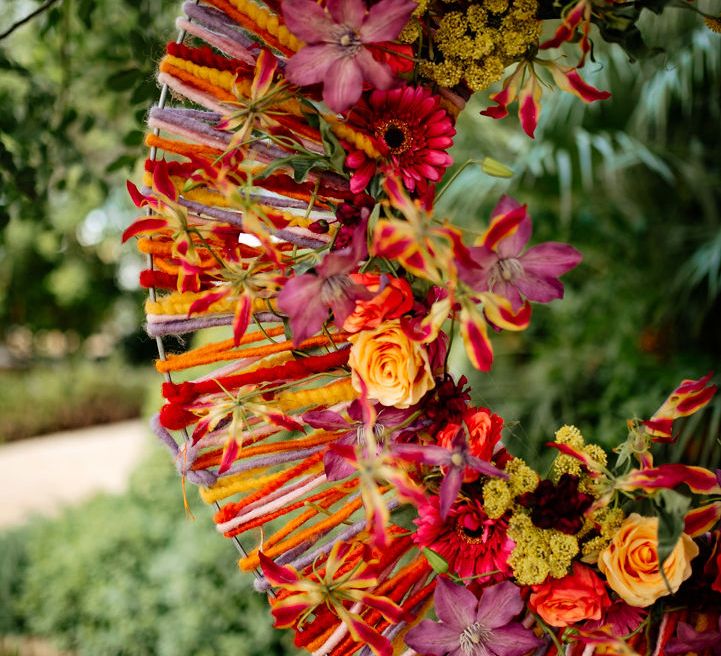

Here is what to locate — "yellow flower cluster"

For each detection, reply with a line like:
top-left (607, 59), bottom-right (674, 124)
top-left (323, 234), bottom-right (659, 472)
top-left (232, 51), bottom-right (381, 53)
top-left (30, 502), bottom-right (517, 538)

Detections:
top-left (483, 479), bottom-right (512, 519)
top-left (414, 0), bottom-right (541, 91)
top-left (507, 513), bottom-right (579, 584)
top-left (549, 425), bottom-right (607, 491)
top-left (505, 457), bottom-right (539, 496)
top-left (581, 507), bottom-right (626, 563)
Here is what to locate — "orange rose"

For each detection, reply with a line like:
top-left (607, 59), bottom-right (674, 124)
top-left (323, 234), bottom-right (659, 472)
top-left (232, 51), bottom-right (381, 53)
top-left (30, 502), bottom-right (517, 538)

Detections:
top-left (598, 513), bottom-right (699, 607)
top-left (343, 274), bottom-right (414, 333)
top-left (529, 563), bottom-right (611, 627)
top-left (436, 407), bottom-right (504, 482)
top-left (348, 319), bottom-right (434, 408)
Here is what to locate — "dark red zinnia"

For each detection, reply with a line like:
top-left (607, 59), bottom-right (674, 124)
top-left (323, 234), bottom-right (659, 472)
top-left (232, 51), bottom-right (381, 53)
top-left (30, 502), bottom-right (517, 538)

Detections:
top-left (344, 86), bottom-right (455, 194)
top-left (517, 473), bottom-right (593, 535)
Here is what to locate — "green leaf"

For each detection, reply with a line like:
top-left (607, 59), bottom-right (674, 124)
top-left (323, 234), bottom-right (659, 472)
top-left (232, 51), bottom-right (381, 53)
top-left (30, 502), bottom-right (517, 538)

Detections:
top-left (422, 548), bottom-right (449, 575)
top-left (319, 119), bottom-right (346, 172)
top-left (389, 504), bottom-right (418, 531)
top-left (655, 488), bottom-right (691, 571)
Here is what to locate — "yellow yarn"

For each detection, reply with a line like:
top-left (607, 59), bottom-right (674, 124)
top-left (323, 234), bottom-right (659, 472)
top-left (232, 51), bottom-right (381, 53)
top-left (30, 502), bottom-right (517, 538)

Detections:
top-left (200, 467), bottom-right (271, 503)
top-left (227, 0), bottom-right (303, 52)
top-left (275, 378), bottom-right (357, 412)
top-left (325, 116), bottom-right (382, 160)
top-left (146, 291), bottom-right (277, 315)
top-left (162, 54), bottom-right (246, 95)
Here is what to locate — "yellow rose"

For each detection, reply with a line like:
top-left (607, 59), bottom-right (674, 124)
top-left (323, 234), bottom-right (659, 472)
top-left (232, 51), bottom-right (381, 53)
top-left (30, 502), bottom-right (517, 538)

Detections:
top-left (348, 320), bottom-right (434, 409)
top-left (598, 513), bottom-right (699, 607)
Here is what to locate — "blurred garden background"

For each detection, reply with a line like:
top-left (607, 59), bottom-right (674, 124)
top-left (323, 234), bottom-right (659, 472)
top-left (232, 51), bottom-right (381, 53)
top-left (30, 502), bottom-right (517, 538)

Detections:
top-left (0, 0), bottom-right (719, 654)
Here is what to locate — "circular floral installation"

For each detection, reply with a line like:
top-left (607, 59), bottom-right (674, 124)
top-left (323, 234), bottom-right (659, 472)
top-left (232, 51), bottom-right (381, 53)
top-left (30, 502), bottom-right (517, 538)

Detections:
top-left (125, 1), bottom-right (721, 654)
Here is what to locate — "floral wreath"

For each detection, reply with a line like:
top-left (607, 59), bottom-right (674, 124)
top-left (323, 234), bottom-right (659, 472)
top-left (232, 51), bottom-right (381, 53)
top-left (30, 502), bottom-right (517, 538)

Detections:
top-left (125, 1), bottom-right (721, 654)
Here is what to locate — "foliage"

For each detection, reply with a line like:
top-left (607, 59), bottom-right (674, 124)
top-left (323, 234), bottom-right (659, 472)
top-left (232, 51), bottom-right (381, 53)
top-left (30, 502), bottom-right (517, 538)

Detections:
top-left (439, 11), bottom-right (721, 465)
top-left (0, 0), bottom-right (179, 340)
top-left (0, 358), bottom-right (152, 442)
top-left (0, 446), bottom-right (297, 655)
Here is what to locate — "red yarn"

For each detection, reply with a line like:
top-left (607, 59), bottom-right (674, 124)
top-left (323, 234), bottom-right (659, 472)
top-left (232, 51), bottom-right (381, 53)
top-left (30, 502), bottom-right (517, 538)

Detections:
top-left (166, 41), bottom-right (251, 74)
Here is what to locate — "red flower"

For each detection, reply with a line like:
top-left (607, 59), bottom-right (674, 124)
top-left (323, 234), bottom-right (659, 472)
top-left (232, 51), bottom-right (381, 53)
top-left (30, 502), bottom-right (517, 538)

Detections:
top-left (345, 86), bottom-right (455, 194)
top-left (413, 496), bottom-right (514, 582)
top-left (529, 562), bottom-right (611, 628)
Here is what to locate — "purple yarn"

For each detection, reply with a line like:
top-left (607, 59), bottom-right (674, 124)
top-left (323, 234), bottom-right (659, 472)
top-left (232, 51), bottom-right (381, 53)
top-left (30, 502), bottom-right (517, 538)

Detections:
top-left (183, 1), bottom-right (257, 51)
top-left (146, 315), bottom-right (232, 337)
top-left (219, 445), bottom-right (325, 477)
top-left (149, 107), bottom-right (230, 145)
top-left (150, 413), bottom-right (218, 486)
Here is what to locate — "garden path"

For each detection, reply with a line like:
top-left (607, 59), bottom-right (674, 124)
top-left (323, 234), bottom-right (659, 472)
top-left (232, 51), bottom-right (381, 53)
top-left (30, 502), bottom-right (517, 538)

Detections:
top-left (0, 420), bottom-right (148, 528)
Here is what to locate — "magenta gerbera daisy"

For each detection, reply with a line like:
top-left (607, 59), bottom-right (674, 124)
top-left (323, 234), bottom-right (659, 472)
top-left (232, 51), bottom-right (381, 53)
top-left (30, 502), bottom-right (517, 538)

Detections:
top-left (413, 495), bottom-right (514, 583)
top-left (344, 86), bottom-right (456, 194)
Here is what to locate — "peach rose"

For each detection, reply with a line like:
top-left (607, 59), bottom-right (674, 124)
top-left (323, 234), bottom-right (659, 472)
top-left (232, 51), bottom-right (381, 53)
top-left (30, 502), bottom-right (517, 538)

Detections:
top-left (529, 563), bottom-right (611, 627)
top-left (343, 273), bottom-right (414, 333)
top-left (598, 513), bottom-right (699, 607)
top-left (348, 319), bottom-right (434, 408)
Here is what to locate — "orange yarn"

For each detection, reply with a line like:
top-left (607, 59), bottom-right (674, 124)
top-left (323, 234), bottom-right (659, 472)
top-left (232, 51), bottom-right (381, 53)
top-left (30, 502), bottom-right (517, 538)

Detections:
top-left (156, 331), bottom-right (350, 372)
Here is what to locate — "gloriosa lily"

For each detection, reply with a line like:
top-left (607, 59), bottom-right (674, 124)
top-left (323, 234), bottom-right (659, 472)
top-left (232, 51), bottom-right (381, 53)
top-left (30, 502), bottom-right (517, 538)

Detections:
top-left (217, 49), bottom-right (293, 149)
top-left (481, 57), bottom-right (610, 138)
top-left (259, 542), bottom-right (404, 656)
top-left (124, 162), bottom-right (213, 292)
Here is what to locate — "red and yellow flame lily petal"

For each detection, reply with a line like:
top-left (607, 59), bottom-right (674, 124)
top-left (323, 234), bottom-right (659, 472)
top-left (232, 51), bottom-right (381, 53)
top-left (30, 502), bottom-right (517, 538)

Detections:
top-left (187, 289), bottom-right (229, 316)
top-left (460, 303), bottom-right (494, 372)
top-left (417, 296), bottom-right (453, 344)
top-left (546, 441), bottom-right (604, 476)
top-left (258, 551), bottom-right (302, 586)
top-left (152, 160), bottom-right (179, 201)
top-left (270, 599), bottom-right (314, 628)
top-left (540, 0), bottom-right (589, 52)
top-left (126, 180), bottom-right (151, 208)
top-left (684, 502), bottom-right (721, 537)
top-left (383, 176), bottom-right (419, 220)
top-left (121, 217), bottom-right (169, 242)
top-left (232, 292), bottom-right (253, 344)
top-left (359, 592), bottom-right (405, 623)
top-left (617, 464), bottom-right (721, 495)
top-left (218, 437), bottom-right (240, 475)
top-left (518, 73), bottom-right (543, 139)
top-left (482, 203), bottom-right (528, 251)
top-left (546, 63), bottom-right (611, 103)
top-left (345, 613), bottom-right (393, 656)
top-left (644, 373), bottom-right (717, 439)
top-left (480, 62), bottom-right (525, 121)
top-left (250, 49), bottom-right (278, 98)
top-left (482, 293), bottom-right (532, 331)
top-left (371, 220), bottom-right (416, 261)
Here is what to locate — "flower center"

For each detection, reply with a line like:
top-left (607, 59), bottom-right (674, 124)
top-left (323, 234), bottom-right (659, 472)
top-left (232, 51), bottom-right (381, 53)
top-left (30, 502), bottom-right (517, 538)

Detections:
top-left (488, 257), bottom-right (523, 290)
top-left (375, 120), bottom-right (412, 154)
top-left (455, 518), bottom-right (488, 544)
top-left (338, 29), bottom-right (362, 52)
top-left (459, 622), bottom-right (492, 655)
top-left (321, 274), bottom-right (354, 305)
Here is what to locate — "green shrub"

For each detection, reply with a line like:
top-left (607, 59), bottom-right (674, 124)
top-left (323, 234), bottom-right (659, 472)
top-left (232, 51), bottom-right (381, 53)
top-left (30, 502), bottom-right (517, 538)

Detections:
top-left (3, 445), bottom-right (297, 656)
top-left (0, 359), bottom-right (152, 443)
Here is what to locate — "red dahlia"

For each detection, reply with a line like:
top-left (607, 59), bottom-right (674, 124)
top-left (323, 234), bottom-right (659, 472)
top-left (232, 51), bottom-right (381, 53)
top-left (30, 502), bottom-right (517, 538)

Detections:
top-left (344, 86), bottom-right (456, 194)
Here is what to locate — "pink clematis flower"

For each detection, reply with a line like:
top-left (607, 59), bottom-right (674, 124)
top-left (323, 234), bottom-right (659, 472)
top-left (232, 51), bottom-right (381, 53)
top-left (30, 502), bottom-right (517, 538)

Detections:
top-left (459, 196), bottom-right (582, 312)
top-left (281, 0), bottom-right (416, 113)
top-left (405, 577), bottom-right (543, 656)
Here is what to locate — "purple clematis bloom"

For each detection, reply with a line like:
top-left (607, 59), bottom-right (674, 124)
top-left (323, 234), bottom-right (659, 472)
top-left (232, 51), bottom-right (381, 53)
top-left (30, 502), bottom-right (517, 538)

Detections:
top-left (666, 618), bottom-right (721, 656)
top-left (459, 196), bottom-right (582, 312)
top-left (394, 427), bottom-right (506, 520)
top-left (277, 217), bottom-right (371, 344)
top-left (281, 0), bottom-right (416, 113)
top-left (405, 577), bottom-right (543, 656)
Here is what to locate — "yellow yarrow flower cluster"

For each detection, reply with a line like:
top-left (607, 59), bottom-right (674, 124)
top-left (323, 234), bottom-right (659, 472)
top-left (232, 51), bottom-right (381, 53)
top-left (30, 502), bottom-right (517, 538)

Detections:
top-left (581, 506), bottom-right (626, 563)
top-left (413, 0), bottom-right (540, 91)
top-left (507, 512), bottom-right (579, 584)
top-left (505, 457), bottom-right (539, 496)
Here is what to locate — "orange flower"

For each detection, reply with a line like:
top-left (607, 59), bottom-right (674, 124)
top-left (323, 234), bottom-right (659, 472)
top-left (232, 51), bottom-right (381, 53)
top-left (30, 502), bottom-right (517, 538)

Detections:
top-left (348, 319), bottom-right (434, 408)
top-left (598, 513), bottom-right (699, 607)
top-left (529, 562), bottom-right (611, 627)
top-left (343, 273), bottom-right (414, 333)
top-left (436, 406), bottom-right (503, 482)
